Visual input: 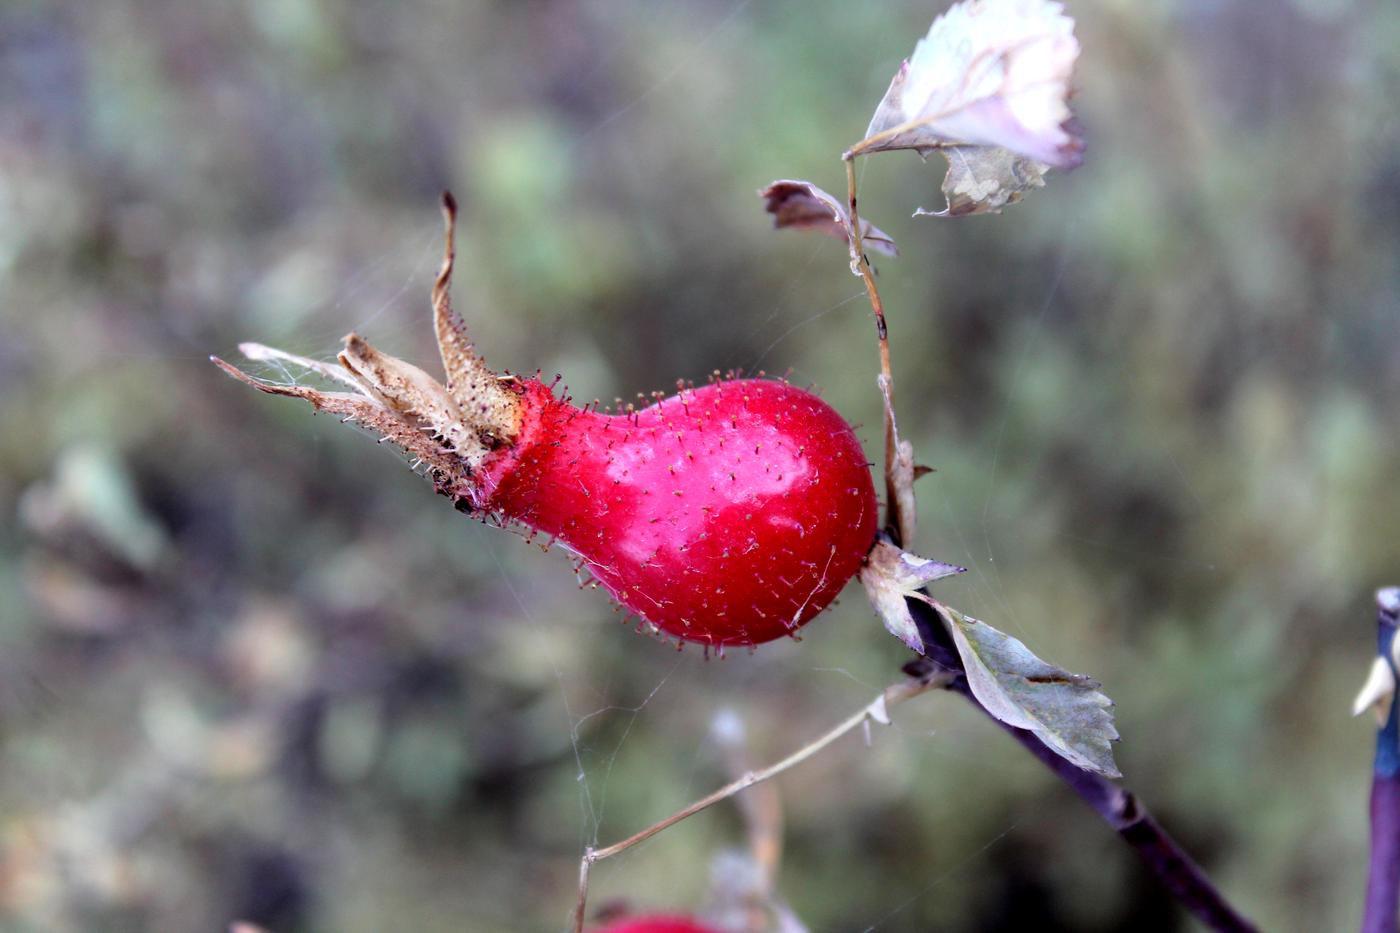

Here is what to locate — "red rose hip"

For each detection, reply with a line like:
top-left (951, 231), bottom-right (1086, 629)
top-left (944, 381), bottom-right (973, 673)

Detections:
top-left (474, 377), bottom-right (876, 645)
top-left (589, 916), bottom-right (722, 933)
top-left (214, 194), bottom-right (877, 648)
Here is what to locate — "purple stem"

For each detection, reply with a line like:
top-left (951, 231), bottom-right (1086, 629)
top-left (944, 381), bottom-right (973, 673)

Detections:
top-left (906, 599), bottom-right (1258, 932)
top-left (1362, 587), bottom-right (1400, 933)
top-left (959, 679), bottom-right (1258, 931)
top-left (1365, 775), bottom-right (1400, 933)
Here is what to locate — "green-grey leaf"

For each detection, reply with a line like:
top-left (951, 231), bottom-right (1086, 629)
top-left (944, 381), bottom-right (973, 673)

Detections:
top-left (941, 604), bottom-right (1121, 777)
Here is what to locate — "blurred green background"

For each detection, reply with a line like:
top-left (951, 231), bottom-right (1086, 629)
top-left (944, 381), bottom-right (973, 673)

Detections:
top-left (3, 0), bottom-right (1398, 930)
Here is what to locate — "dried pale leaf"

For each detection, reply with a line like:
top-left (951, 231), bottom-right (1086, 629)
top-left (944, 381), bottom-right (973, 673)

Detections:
top-left (940, 603), bottom-right (1120, 777)
top-left (914, 145), bottom-right (1048, 217)
top-left (862, 566), bottom-right (923, 652)
top-left (860, 538), bottom-right (966, 652)
top-left (1354, 657), bottom-right (1396, 726)
top-left (857, 0), bottom-right (1082, 169)
top-left (759, 179), bottom-right (898, 257)
top-left (882, 540), bottom-right (965, 590)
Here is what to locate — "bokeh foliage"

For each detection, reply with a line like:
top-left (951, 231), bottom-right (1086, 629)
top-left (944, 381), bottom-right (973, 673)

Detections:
top-left (3, 0), bottom-right (1399, 930)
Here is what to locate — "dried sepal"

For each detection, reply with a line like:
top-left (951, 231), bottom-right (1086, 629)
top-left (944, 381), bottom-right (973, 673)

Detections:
top-left (210, 357), bottom-right (474, 498)
top-left (238, 342), bottom-right (364, 391)
top-left (860, 536), bottom-right (966, 652)
top-left (914, 145), bottom-right (1048, 217)
top-left (938, 602), bottom-right (1121, 777)
top-left (431, 192), bottom-right (520, 444)
top-left (213, 190), bottom-right (524, 502)
top-left (759, 179), bottom-right (898, 257)
top-left (853, 0), bottom-right (1082, 169)
top-left (337, 331), bottom-right (490, 463)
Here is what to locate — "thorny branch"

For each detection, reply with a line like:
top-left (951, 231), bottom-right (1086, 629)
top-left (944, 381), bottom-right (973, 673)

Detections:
top-left (843, 156), bottom-right (909, 546)
top-left (840, 130), bottom-right (1257, 929)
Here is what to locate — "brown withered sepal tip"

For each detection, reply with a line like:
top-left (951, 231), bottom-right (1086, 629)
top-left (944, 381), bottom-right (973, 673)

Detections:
top-left (211, 192), bottom-right (523, 502)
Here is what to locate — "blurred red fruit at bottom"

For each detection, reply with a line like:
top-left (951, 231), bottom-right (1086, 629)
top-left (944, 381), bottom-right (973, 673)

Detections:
top-left (590, 915), bottom-right (722, 933)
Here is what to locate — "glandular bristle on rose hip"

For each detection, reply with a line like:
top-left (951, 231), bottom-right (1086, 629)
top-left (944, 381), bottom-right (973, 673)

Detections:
top-left (212, 192), bottom-right (878, 648)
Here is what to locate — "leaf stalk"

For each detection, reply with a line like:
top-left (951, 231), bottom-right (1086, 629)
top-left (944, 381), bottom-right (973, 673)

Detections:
top-left (569, 674), bottom-right (948, 932)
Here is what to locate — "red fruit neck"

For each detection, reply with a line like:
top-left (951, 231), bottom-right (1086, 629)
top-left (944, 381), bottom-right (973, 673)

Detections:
top-left (470, 379), bottom-right (610, 521)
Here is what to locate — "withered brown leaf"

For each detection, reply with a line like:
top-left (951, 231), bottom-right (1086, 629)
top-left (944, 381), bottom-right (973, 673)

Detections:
top-left (759, 179), bottom-right (898, 257)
